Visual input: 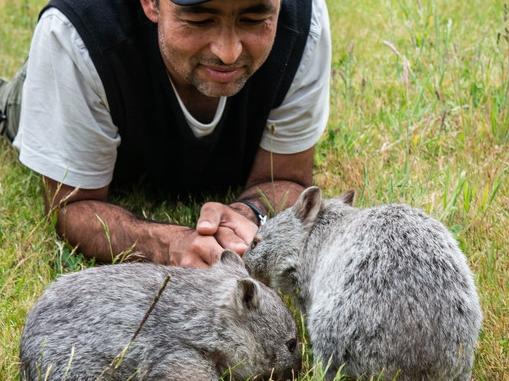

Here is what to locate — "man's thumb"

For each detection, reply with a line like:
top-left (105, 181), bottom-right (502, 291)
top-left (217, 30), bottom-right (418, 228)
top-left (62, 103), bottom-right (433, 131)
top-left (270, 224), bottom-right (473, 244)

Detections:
top-left (196, 203), bottom-right (221, 235)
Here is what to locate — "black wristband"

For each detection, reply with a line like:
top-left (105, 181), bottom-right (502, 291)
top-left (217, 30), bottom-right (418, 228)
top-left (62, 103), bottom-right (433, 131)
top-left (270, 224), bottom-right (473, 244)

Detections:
top-left (237, 200), bottom-right (267, 226)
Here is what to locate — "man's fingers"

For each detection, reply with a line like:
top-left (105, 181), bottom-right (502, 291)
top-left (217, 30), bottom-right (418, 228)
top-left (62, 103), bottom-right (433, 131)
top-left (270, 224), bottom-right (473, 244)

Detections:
top-left (169, 251), bottom-right (209, 269)
top-left (169, 229), bottom-right (223, 268)
top-left (190, 235), bottom-right (224, 265)
top-left (215, 227), bottom-right (249, 256)
top-left (196, 202), bottom-right (259, 245)
top-left (180, 256), bottom-right (209, 269)
top-left (196, 202), bottom-right (223, 235)
top-left (228, 220), bottom-right (258, 245)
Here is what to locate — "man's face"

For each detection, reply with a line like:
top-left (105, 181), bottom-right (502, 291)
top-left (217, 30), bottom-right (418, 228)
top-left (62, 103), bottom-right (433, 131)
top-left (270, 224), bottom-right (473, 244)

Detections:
top-left (155, 0), bottom-right (281, 98)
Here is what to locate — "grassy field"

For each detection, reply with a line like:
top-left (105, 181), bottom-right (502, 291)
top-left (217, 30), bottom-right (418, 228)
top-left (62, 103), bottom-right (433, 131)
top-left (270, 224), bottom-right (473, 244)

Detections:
top-left (1, 0), bottom-right (508, 380)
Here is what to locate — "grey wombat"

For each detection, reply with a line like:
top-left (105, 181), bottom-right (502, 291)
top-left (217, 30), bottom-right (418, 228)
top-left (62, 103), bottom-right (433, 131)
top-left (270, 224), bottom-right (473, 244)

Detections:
top-left (20, 251), bottom-right (301, 380)
top-left (244, 187), bottom-right (482, 380)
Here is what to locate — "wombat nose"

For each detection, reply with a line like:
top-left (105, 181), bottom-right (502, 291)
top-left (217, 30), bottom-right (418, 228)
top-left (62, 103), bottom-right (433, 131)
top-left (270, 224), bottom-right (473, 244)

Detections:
top-left (293, 354), bottom-right (302, 374)
top-left (271, 359), bottom-right (301, 381)
top-left (277, 365), bottom-right (300, 381)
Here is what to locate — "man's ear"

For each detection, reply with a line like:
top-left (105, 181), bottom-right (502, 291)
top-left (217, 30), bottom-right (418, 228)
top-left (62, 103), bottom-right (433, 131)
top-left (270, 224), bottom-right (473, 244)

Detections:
top-left (293, 186), bottom-right (322, 229)
top-left (234, 279), bottom-right (260, 313)
top-left (140, 0), bottom-right (160, 23)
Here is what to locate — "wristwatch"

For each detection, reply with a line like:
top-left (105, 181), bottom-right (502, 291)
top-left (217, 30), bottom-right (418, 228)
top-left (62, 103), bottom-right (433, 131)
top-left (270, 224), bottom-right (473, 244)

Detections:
top-left (238, 200), bottom-right (267, 226)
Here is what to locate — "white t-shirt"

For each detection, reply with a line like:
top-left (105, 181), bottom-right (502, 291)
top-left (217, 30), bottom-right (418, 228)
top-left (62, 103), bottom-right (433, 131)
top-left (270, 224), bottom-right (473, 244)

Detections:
top-left (14, 0), bottom-right (331, 189)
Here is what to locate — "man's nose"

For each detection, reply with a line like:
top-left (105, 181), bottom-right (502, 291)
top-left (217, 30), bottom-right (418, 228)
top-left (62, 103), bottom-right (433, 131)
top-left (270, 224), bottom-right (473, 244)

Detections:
top-left (210, 28), bottom-right (242, 65)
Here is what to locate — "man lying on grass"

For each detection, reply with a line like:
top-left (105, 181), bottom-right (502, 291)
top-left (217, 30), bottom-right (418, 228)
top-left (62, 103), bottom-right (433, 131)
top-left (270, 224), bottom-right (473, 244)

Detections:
top-left (0, 0), bottom-right (331, 267)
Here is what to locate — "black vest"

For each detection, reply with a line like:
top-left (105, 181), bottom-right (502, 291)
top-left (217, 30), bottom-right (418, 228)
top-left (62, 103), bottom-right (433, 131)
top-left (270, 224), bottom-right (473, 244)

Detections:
top-left (41, 0), bottom-right (312, 197)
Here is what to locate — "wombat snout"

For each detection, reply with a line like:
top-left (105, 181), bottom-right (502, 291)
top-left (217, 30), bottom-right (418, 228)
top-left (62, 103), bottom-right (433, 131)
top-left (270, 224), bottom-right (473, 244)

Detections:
top-left (282, 357), bottom-right (302, 380)
top-left (261, 361), bottom-right (301, 381)
top-left (269, 338), bottom-right (302, 381)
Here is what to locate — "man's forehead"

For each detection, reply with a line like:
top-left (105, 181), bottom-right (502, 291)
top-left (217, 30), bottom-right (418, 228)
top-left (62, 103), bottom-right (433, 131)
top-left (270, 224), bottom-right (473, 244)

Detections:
top-left (171, 0), bottom-right (210, 5)
top-left (171, 0), bottom-right (278, 6)
top-left (171, 0), bottom-right (280, 16)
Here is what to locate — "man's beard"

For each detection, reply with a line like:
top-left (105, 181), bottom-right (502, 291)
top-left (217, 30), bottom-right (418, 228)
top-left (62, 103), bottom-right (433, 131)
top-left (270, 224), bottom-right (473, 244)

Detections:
top-left (188, 56), bottom-right (254, 97)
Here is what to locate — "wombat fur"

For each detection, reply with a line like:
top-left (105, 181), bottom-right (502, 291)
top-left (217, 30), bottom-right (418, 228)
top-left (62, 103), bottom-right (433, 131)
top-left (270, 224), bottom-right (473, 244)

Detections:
top-left (244, 187), bottom-right (482, 381)
top-left (20, 250), bottom-right (301, 381)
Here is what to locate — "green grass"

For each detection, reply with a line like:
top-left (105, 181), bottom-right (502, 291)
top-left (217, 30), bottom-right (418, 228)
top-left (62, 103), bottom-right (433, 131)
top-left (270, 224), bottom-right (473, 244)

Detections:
top-left (1, 0), bottom-right (508, 379)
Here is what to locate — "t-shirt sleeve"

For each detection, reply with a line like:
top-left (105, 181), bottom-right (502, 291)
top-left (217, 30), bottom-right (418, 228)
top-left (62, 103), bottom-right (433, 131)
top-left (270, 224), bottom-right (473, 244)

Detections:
top-left (13, 8), bottom-right (120, 189)
top-left (260, 0), bottom-right (331, 154)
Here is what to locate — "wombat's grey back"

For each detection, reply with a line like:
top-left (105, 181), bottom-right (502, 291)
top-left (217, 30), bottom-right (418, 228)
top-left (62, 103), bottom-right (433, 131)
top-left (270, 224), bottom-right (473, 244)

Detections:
top-left (21, 264), bottom-right (205, 380)
top-left (309, 203), bottom-right (482, 380)
top-left (20, 252), bottom-right (300, 380)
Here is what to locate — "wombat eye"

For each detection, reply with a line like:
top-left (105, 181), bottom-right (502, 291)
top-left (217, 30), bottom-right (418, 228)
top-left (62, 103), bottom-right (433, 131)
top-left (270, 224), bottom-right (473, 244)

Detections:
top-left (250, 237), bottom-right (260, 250)
top-left (286, 338), bottom-right (297, 353)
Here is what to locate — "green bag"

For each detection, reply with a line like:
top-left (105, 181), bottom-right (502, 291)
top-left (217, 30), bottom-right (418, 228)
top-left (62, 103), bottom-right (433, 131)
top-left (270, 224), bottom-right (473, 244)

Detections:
top-left (0, 62), bottom-right (27, 142)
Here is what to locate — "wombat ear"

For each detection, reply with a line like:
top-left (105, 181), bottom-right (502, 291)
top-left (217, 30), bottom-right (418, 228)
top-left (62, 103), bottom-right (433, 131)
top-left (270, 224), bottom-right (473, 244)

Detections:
top-left (235, 278), bottom-right (260, 312)
top-left (294, 186), bottom-right (322, 229)
top-left (338, 190), bottom-right (355, 206)
top-left (220, 250), bottom-right (245, 269)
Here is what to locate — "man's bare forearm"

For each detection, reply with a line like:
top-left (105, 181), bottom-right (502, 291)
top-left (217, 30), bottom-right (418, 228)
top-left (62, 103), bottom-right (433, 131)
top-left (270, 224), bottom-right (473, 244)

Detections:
top-left (55, 200), bottom-right (186, 264)
top-left (231, 180), bottom-right (306, 221)
top-left (229, 147), bottom-right (313, 222)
